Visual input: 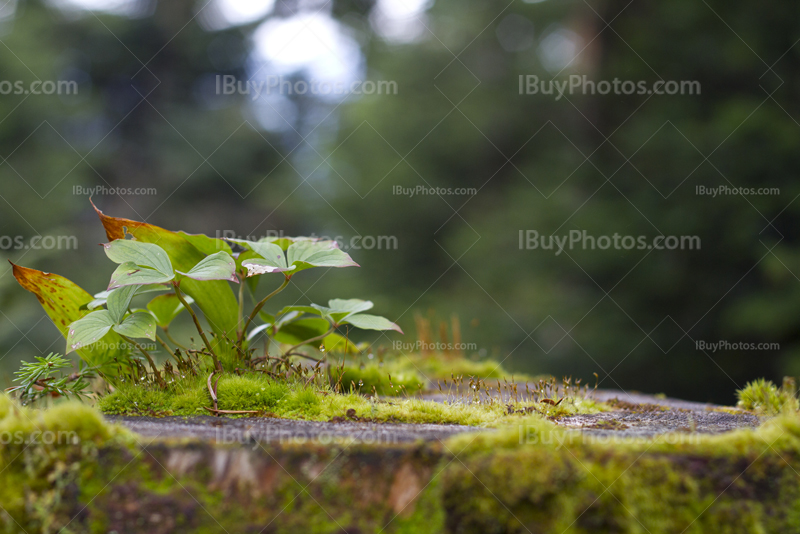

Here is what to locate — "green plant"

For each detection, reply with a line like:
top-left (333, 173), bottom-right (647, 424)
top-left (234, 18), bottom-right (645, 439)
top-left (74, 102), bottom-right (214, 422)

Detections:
top-left (736, 377), bottom-right (799, 415)
top-left (7, 353), bottom-right (95, 403)
top-left (11, 203), bottom-right (403, 403)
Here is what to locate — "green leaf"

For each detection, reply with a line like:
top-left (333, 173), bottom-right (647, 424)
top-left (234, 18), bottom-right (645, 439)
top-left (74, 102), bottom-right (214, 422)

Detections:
top-left (83, 285), bottom-right (167, 311)
top-left (278, 305), bottom-right (323, 317)
top-left (84, 298), bottom-right (107, 311)
top-left (240, 258), bottom-right (297, 276)
top-left (247, 311), bottom-right (304, 345)
top-left (323, 332), bottom-right (360, 353)
top-left (107, 285), bottom-right (138, 324)
top-left (246, 324), bottom-right (271, 341)
top-left (113, 312), bottom-right (157, 341)
top-left (229, 239), bottom-right (295, 276)
top-left (94, 203), bottom-right (239, 337)
top-left (229, 238), bottom-right (358, 276)
top-left (11, 262), bottom-right (130, 368)
top-left (178, 232), bottom-right (233, 256)
top-left (273, 318), bottom-right (331, 346)
top-left (341, 313), bottom-right (403, 333)
top-left (177, 251), bottom-right (238, 282)
top-left (282, 299), bottom-right (375, 325)
top-left (325, 299), bottom-right (374, 322)
top-left (66, 310), bottom-right (115, 354)
top-left (277, 311), bottom-right (302, 327)
top-left (250, 311), bottom-right (302, 340)
top-left (286, 240), bottom-right (359, 272)
top-left (108, 262), bottom-right (175, 290)
top-left (258, 236), bottom-right (318, 251)
top-left (237, 250), bottom-right (262, 293)
top-left (147, 293), bottom-right (192, 328)
top-left (103, 239), bottom-right (173, 275)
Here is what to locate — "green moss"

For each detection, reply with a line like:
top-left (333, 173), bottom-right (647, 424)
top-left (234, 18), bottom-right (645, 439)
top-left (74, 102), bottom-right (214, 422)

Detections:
top-left (0, 394), bottom-right (446, 533)
top-left (409, 354), bottom-right (529, 380)
top-left (169, 385), bottom-right (211, 415)
top-left (380, 352), bottom-right (534, 381)
top-left (736, 377), bottom-right (799, 415)
top-left (5, 394), bottom-right (800, 533)
top-left (0, 395), bottom-right (132, 533)
top-left (96, 380), bottom-right (173, 415)
top-left (0, 396), bottom-right (127, 447)
top-left (96, 371), bottom-right (605, 426)
top-left (282, 387), bottom-right (322, 416)
top-left (216, 374), bottom-right (290, 411)
top-left (0, 394), bottom-right (12, 420)
top-left (444, 414), bottom-right (800, 533)
top-left (337, 363), bottom-right (425, 395)
top-left (331, 352), bottom-right (537, 396)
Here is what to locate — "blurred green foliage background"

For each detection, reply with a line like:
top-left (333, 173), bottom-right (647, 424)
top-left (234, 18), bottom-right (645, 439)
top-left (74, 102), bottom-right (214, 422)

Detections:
top-left (0, 0), bottom-right (797, 403)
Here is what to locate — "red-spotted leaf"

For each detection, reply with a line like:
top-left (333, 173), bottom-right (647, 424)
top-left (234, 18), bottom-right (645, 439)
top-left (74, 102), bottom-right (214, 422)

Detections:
top-left (11, 262), bottom-right (130, 367)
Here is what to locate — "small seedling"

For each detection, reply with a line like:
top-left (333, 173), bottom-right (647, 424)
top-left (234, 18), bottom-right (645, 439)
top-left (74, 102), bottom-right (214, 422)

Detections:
top-left (7, 353), bottom-right (95, 403)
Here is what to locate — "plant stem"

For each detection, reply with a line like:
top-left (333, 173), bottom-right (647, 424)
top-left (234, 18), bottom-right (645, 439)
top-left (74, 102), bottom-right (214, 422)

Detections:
top-left (207, 371), bottom-right (219, 413)
top-left (173, 282), bottom-right (222, 372)
top-left (163, 327), bottom-right (189, 351)
top-left (236, 271), bottom-right (246, 339)
top-left (239, 276), bottom-right (291, 343)
top-left (122, 335), bottom-right (165, 387)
